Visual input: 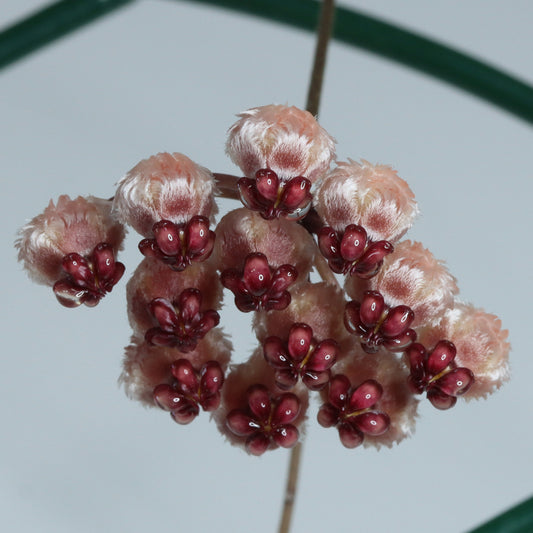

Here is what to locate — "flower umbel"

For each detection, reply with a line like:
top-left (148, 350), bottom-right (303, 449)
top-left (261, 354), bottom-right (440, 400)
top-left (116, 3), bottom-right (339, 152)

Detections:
top-left (16, 104), bottom-right (510, 459)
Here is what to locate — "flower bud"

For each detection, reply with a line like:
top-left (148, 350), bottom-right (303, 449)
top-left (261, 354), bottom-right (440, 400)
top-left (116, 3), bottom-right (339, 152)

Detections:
top-left (16, 195), bottom-right (125, 286)
top-left (113, 152), bottom-right (216, 237)
top-left (226, 104), bottom-right (336, 183)
top-left (314, 159), bottom-right (418, 242)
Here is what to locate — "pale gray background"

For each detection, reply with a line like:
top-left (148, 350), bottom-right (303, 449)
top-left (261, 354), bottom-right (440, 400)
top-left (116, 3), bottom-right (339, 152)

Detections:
top-left (1, 1), bottom-right (532, 532)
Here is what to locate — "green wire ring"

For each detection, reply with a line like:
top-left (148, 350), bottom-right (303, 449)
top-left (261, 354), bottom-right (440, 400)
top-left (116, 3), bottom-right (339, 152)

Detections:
top-left (0, 0), bottom-right (532, 530)
top-left (0, 0), bottom-right (532, 124)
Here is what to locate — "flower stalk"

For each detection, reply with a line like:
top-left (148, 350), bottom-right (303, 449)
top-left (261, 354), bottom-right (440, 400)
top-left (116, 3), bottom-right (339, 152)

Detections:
top-left (279, 1), bottom-right (335, 532)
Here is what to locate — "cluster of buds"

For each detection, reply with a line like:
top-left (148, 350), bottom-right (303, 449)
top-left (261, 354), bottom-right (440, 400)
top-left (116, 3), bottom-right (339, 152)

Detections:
top-left (16, 104), bottom-right (510, 454)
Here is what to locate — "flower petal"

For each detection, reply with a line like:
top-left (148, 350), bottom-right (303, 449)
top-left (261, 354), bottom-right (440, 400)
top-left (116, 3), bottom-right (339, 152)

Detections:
top-left (272, 393), bottom-right (300, 425)
top-left (380, 305), bottom-right (414, 338)
top-left (273, 425), bottom-right (299, 448)
top-left (200, 361), bottom-right (225, 395)
top-left (340, 225), bottom-right (367, 262)
top-left (427, 340), bottom-right (457, 375)
top-left (149, 298), bottom-right (179, 331)
top-left (318, 227), bottom-right (340, 261)
top-left (348, 379), bottom-right (383, 411)
top-left (263, 336), bottom-right (290, 369)
top-left (317, 403), bottom-right (340, 428)
top-left (328, 374), bottom-right (351, 409)
top-left (255, 169), bottom-right (279, 201)
top-left (306, 339), bottom-right (338, 371)
top-left (243, 253), bottom-right (271, 296)
top-left (153, 220), bottom-right (181, 256)
top-left (178, 288), bottom-right (202, 324)
top-left (245, 433), bottom-right (271, 456)
top-left (269, 264), bottom-right (298, 295)
top-left (247, 384), bottom-right (271, 421)
top-left (275, 369), bottom-right (299, 390)
top-left (427, 388), bottom-right (457, 410)
top-left (171, 402), bottom-right (200, 424)
top-left (353, 412), bottom-right (390, 436)
top-left (186, 216), bottom-right (212, 254)
top-left (227, 409), bottom-right (260, 436)
top-left (280, 177), bottom-right (311, 210)
top-left (153, 384), bottom-right (185, 411)
top-left (171, 359), bottom-right (198, 393)
top-left (434, 368), bottom-right (474, 396)
top-left (344, 301), bottom-right (364, 336)
top-left (359, 291), bottom-right (385, 327)
top-left (338, 422), bottom-right (364, 449)
top-left (288, 323), bottom-right (313, 362)
top-left (302, 370), bottom-right (331, 391)
top-left (383, 329), bottom-right (417, 352)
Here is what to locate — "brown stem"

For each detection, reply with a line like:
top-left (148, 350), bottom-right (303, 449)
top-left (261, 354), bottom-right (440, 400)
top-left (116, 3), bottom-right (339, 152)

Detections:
top-left (213, 172), bottom-right (241, 200)
top-left (277, 442), bottom-right (303, 533)
top-left (305, 0), bottom-right (336, 117)
top-left (279, 3), bottom-right (336, 533)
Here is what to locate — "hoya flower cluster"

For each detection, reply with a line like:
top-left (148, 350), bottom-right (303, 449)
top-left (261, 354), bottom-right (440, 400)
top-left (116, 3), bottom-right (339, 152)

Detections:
top-left (16, 104), bottom-right (510, 454)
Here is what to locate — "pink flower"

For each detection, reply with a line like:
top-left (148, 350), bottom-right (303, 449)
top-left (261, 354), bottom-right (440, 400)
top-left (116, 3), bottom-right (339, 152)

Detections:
top-left (417, 303), bottom-right (510, 399)
top-left (221, 252), bottom-right (297, 312)
top-left (253, 282), bottom-right (352, 357)
top-left (17, 196), bottom-right (125, 307)
top-left (344, 290), bottom-right (416, 353)
top-left (119, 330), bottom-right (232, 407)
top-left (213, 208), bottom-right (315, 280)
top-left (314, 159), bottom-right (418, 242)
top-left (226, 104), bottom-right (336, 183)
top-left (317, 375), bottom-right (390, 449)
top-left (318, 224), bottom-right (393, 278)
top-left (16, 195), bottom-right (125, 286)
top-left (113, 152), bottom-right (216, 237)
top-left (345, 240), bottom-right (458, 328)
top-left (145, 288), bottom-right (220, 352)
top-left (334, 347), bottom-right (419, 448)
top-left (138, 216), bottom-right (215, 271)
top-left (238, 169), bottom-right (312, 221)
top-left (226, 384), bottom-right (301, 456)
top-left (214, 349), bottom-right (309, 454)
top-left (405, 341), bottom-right (474, 410)
top-left (53, 243), bottom-right (125, 308)
top-left (126, 258), bottom-right (221, 338)
top-left (153, 359), bottom-right (225, 424)
top-left (263, 323), bottom-right (338, 390)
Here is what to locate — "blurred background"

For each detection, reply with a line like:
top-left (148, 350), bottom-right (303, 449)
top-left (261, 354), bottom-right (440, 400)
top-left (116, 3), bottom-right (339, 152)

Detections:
top-left (1, 1), bottom-right (532, 532)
